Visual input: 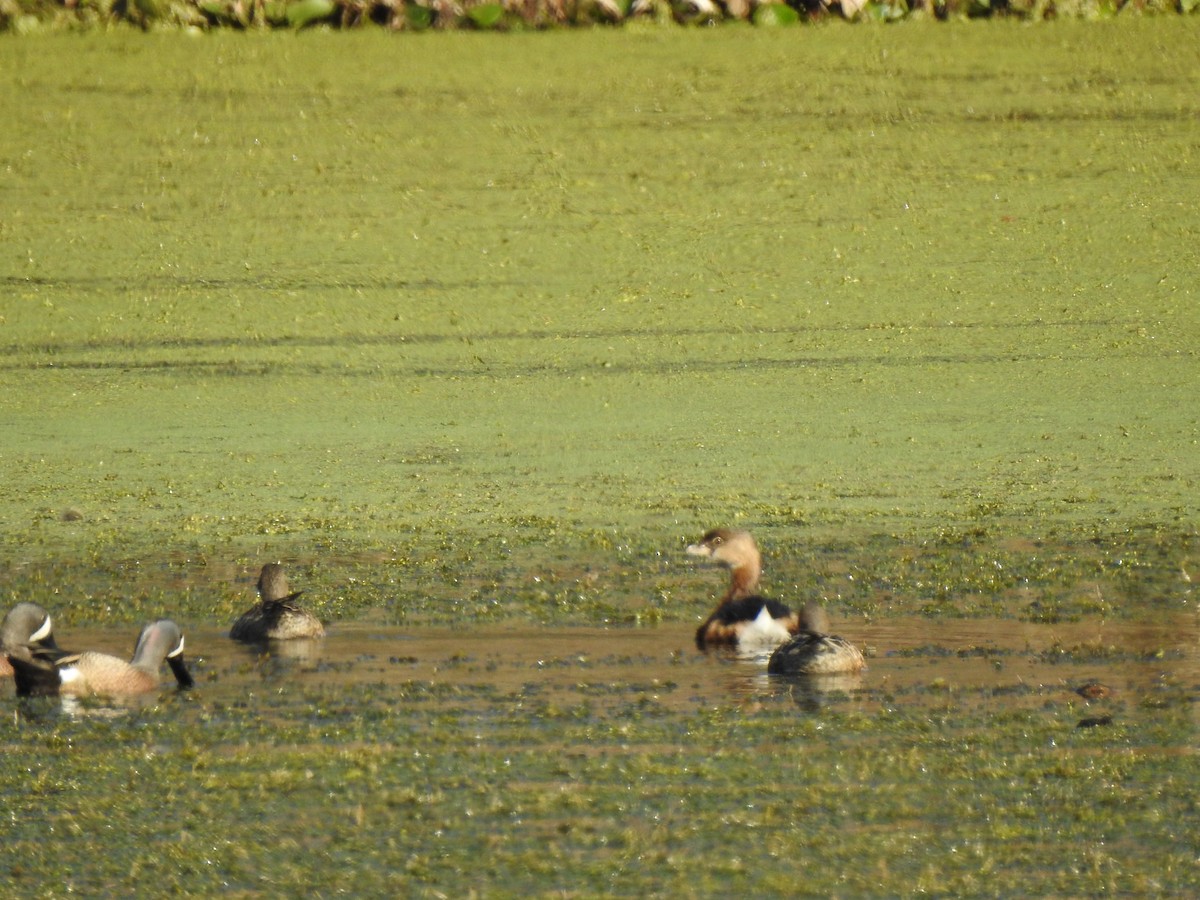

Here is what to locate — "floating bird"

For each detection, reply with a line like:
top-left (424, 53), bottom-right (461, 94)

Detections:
top-left (1, 602), bottom-right (60, 686)
top-left (7, 618), bottom-right (193, 698)
top-left (686, 529), bottom-right (802, 651)
top-left (231, 563), bottom-right (326, 642)
top-left (767, 601), bottom-right (866, 676)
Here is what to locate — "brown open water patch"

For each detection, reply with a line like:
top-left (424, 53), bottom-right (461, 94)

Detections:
top-left (9, 616), bottom-right (1191, 723)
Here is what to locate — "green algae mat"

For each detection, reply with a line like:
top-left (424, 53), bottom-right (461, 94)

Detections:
top-left (1, 23), bottom-right (1198, 897)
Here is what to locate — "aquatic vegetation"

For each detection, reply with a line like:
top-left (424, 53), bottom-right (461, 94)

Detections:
top-left (1, 23), bottom-right (1198, 896)
top-left (2, 0), bottom-right (1196, 32)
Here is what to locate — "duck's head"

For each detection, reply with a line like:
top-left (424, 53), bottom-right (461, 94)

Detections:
top-left (3, 603), bottom-right (68, 697)
top-left (1, 602), bottom-right (58, 656)
top-left (132, 619), bottom-right (194, 689)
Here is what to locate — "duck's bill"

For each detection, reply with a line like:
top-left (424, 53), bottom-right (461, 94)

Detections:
top-left (167, 654), bottom-right (194, 689)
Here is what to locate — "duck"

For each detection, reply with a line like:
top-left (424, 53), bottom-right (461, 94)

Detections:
top-left (767, 602), bottom-right (865, 676)
top-left (686, 528), bottom-right (802, 650)
top-left (230, 563), bottom-right (326, 642)
top-left (1, 602), bottom-right (61, 685)
top-left (6, 618), bottom-right (194, 698)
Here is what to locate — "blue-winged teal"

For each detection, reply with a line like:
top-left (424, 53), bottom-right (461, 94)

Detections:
top-left (686, 529), bottom-right (802, 651)
top-left (230, 563), bottom-right (326, 642)
top-left (1, 602), bottom-right (60, 686)
top-left (8, 618), bottom-right (193, 697)
top-left (767, 602), bottom-right (865, 676)
top-left (62, 620), bottom-right (194, 696)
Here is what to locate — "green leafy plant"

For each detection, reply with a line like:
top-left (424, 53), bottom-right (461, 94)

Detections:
top-left (286, 0), bottom-right (336, 25)
top-left (752, 2), bottom-right (800, 23)
top-left (466, 0), bottom-right (505, 26)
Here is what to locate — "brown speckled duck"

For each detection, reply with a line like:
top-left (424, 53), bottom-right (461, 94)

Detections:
top-left (230, 563), bottom-right (326, 642)
top-left (767, 602), bottom-right (865, 676)
top-left (686, 528), bottom-right (802, 651)
top-left (7, 618), bottom-right (193, 698)
top-left (1, 602), bottom-right (61, 685)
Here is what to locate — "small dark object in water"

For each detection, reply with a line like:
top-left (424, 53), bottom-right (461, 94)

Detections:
top-left (1075, 682), bottom-right (1113, 700)
top-left (1076, 715), bottom-right (1113, 729)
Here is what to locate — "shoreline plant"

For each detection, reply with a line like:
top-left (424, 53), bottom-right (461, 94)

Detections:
top-left (2, 0), bottom-right (1196, 33)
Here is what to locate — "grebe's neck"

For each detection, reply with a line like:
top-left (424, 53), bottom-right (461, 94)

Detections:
top-left (724, 555), bottom-right (761, 602)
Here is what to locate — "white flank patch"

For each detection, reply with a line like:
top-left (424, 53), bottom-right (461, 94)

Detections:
top-left (739, 605), bottom-right (791, 651)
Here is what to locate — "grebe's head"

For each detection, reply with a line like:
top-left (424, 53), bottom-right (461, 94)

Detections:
top-left (257, 563), bottom-right (292, 602)
top-left (685, 529), bottom-right (760, 571)
top-left (799, 601), bottom-right (830, 635)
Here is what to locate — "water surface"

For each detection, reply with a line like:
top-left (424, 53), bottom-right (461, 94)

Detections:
top-left (11, 615), bottom-right (1193, 717)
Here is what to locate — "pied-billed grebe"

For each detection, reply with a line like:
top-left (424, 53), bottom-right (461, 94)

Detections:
top-left (686, 528), bottom-right (802, 651)
top-left (767, 601), bottom-right (865, 675)
top-left (1, 602), bottom-right (60, 685)
top-left (230, 563), bottom-right (326, 642)
top-left (8, 619), bottom-right (193, 698)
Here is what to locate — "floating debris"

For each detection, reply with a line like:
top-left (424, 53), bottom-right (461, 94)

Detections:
top-left (1075, 681), bottom-right (1113, 700)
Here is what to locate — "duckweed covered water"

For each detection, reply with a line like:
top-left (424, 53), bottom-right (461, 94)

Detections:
top-left (2, 25), bottom-right (1197, 587)
top-left (1, 23), bottom-right (1198, 897)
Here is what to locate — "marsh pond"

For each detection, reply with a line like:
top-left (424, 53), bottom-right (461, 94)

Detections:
top-left (2, 22), bottom-right (1198, 898)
